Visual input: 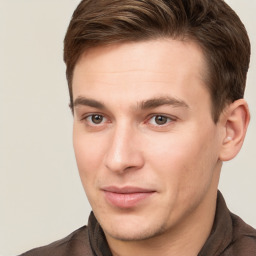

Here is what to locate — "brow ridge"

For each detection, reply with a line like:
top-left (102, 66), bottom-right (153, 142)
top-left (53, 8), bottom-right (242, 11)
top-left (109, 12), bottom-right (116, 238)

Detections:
top-left (139, 96), bottom-right (189, 109)
top-left (73, 96), bottom-right (189, 111)
top-left (73, 96), bottom-right (105, 109)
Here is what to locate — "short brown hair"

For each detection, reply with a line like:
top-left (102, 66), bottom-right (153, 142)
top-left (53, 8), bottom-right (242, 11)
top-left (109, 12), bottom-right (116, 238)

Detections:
top-left (64, 0), bottom-right (250, 122)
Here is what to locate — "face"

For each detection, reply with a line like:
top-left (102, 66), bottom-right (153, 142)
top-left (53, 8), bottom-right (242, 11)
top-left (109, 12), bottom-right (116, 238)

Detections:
top-left (72, 39), bottom-right (223, 242)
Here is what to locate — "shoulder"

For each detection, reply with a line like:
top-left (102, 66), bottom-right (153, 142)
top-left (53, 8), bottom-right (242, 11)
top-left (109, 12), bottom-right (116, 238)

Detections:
top-left (19, 225), bottom-right (94, 256)
top-left (223, 213), bottom-right (256, 256)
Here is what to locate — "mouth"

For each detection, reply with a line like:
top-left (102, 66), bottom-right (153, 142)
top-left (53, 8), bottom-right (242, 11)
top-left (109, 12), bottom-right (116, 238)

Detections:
top-left (102, 186), bottom-right (156, 209)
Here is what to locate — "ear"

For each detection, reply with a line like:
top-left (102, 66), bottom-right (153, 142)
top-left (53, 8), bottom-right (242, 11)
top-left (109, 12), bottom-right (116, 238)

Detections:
top-left (219, 99), bottom-right (250, 161)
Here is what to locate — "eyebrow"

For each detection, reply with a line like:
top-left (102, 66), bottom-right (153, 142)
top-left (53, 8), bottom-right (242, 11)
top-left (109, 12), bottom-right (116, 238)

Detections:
top-left (139, 97), bottom-right (189, 110)
top-left (73, 96), bottom-right (189, 110)
top-left (73, 96), bottom-right (105, 109)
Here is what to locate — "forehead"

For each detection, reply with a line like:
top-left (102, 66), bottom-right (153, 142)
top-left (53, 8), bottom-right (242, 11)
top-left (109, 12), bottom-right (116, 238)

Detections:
top-left (74, 39), bottom-right (207, 78)
top-left (72, 39), bottom-right (210, 111)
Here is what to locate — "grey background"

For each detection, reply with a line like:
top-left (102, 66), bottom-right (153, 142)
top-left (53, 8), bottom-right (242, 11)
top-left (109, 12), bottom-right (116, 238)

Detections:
top-left (1, 0), bottom-right (255, 255)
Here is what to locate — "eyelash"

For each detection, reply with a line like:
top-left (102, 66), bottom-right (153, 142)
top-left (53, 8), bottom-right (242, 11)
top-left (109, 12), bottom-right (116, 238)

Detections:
top-left (81, 113), bottom-right (176, 129)
top-left (81, 114), bottom-right (108, 126)
top-left (147, 115), bottom-right (174, 126)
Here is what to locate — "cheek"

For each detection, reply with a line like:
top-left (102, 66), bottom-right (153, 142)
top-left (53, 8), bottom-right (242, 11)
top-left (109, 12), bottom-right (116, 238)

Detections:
top-left (144, 129), bottom-right (218, 187)
top-left (73, 129), bottom-right (105, 180)
top-left (73, 132), bottom-right (105, 206)
top-left (145, 132), bottom-right (198, 168)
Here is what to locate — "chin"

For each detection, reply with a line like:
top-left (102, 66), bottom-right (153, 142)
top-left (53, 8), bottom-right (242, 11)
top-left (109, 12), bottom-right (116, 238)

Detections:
top-left (101, 218), bottom-right (167, 242)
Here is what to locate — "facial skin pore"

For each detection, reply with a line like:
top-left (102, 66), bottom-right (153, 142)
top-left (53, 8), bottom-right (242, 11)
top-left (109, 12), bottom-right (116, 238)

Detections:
top-left (72, 39), bottom-right (249, 256)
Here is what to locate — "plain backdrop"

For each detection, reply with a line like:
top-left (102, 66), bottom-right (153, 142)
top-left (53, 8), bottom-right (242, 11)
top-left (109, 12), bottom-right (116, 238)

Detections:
top-left (1, 1), bottom-right (255, 255)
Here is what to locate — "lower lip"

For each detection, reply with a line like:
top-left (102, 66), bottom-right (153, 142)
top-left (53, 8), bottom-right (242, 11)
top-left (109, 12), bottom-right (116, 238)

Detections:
top-left (104, 191), bottom-right (154, 208)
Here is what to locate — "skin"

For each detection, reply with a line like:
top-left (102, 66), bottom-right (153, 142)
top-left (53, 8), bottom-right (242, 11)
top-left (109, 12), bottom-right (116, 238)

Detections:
top-left (72, 39), bottom-right (249, 256)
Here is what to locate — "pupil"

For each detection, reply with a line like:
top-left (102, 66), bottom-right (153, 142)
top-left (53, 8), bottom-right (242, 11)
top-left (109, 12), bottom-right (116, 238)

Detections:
top-left (92, 115), bottom-right (103, 124)
top-left (155, 115), bottom-right (167, 125)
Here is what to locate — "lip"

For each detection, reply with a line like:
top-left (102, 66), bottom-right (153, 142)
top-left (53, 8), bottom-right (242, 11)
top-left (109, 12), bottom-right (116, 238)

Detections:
top-left (102, 186), bottom-right (156, 209)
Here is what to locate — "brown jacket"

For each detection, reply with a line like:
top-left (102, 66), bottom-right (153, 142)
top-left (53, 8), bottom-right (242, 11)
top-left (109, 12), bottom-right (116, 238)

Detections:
top-left (20, 191), bottom-right (256, 256)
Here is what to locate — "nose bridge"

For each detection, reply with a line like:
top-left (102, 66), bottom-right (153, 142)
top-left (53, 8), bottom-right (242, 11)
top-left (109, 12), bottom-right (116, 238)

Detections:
top-left (104, 120), bottom-right (143, 173)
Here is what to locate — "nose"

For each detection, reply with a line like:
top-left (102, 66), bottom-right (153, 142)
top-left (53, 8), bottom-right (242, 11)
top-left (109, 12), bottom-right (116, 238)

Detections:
top-left (103, 124), bottom-right (144, 174)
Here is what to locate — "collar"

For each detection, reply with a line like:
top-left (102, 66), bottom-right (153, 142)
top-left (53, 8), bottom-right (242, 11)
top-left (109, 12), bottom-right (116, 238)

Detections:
top-left (198, 191), bottom-right (233, 255)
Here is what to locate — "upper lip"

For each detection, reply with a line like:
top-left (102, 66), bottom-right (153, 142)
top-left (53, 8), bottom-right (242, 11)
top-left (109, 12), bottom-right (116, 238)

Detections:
top-left (102, 186), bottom-right (155, 194)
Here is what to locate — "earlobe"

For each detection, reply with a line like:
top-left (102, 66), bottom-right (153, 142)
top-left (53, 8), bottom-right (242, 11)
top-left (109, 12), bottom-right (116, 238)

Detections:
top-left (219, 99), bottom-right (250, 161)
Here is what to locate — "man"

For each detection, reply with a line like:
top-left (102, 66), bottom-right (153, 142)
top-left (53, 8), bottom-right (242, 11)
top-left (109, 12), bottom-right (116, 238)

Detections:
top-left (20, 0), bottom-right (256, 255)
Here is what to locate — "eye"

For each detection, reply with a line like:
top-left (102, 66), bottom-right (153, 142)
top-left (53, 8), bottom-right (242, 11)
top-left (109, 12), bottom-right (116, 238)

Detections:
top-left (85, 114), bottom-right (106, 125)
top-left (148, 115), bottom-right (172, 126)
